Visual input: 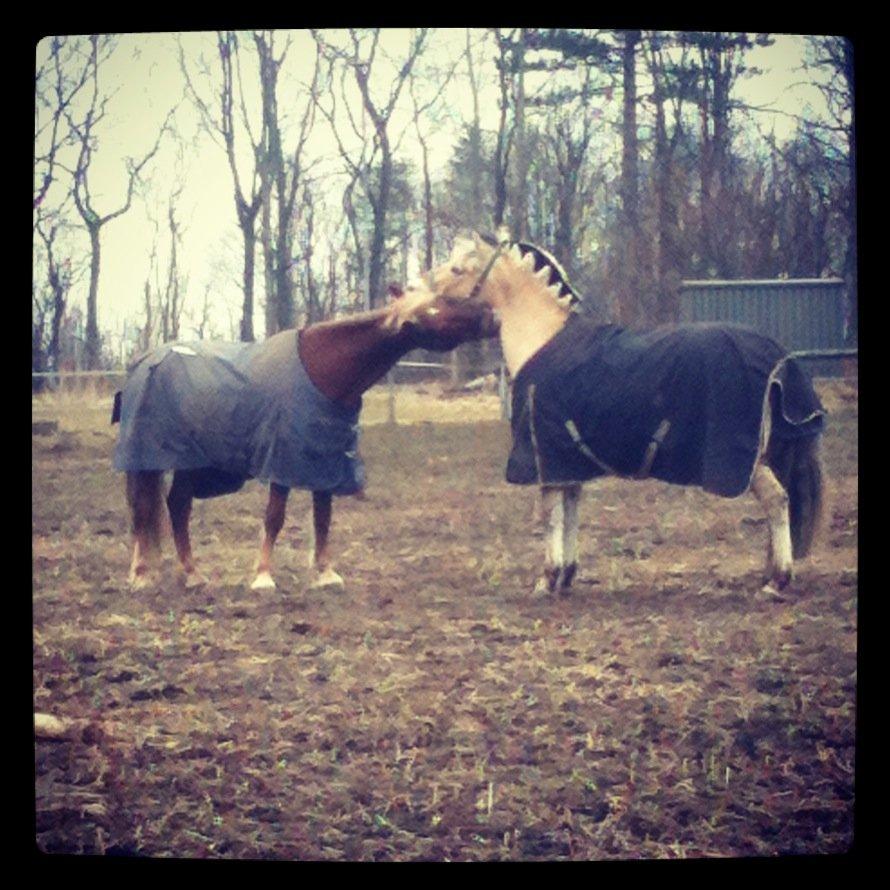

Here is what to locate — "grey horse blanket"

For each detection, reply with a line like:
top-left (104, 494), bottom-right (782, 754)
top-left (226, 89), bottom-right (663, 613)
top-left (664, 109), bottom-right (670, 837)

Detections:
top-left (507, 316), bottom-right (825, 497)
top-left (113, 330), bottom-right (364, 498)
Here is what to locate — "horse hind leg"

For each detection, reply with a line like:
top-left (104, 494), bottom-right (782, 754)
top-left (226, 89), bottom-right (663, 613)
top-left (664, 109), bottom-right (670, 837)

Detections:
top-left (750, 460), bottom-right (793, 592)
top-left (126, 471), bottom-right (164, 589)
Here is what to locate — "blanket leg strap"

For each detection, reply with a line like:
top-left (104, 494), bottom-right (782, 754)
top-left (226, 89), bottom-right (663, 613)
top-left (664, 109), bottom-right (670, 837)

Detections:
top-left (564, 419), bottom-right (618, 476)
top-left (635, 419), bottom-right (671, 480)
top-left (563, 418), bottom-right (671, 480)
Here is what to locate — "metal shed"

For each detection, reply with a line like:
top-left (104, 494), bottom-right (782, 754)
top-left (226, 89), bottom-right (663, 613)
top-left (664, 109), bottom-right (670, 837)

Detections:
top-left (679, 278), bottom-right (855, 377)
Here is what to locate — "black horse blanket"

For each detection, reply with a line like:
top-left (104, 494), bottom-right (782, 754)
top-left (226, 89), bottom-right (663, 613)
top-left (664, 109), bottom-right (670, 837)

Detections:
top-left (113, 330), bottom-right (364, 498)
top-left (507, 316), bottom-right (825, 497)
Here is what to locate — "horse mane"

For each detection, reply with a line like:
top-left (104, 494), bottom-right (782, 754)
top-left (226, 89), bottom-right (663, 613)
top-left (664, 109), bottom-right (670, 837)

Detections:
top-left (305, 306), bottom-right (391, 332)
top-left (478, 233), bottom-right (582, 308)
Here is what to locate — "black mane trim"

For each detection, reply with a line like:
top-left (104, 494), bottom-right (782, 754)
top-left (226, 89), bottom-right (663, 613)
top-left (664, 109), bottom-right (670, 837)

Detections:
top-left (515, 241), bottom-right (581, 306)
top-left (478, 232), bottom-right (581, 306)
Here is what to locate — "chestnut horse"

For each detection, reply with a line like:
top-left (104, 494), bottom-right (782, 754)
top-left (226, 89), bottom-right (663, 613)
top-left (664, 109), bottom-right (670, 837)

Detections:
top-left (422, 233), bottom-right (825, 596)
top-left (113, 285), bottom-right (497, 591)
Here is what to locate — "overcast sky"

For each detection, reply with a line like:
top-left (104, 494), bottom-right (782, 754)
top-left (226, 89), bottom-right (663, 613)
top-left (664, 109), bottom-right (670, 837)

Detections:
top-left (34, 30), bottom-right (833, 345)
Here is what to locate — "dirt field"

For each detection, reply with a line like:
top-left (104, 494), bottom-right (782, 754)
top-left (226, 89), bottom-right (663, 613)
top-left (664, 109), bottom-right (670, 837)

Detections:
top-left (32, 378), bottom-right (857, 860)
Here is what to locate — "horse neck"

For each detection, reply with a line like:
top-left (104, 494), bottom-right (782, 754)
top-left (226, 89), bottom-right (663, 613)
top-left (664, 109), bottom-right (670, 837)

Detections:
top-left (299, 310), bottom-right (413, 406)
top-left (489, 278), bottom-right (569, 377)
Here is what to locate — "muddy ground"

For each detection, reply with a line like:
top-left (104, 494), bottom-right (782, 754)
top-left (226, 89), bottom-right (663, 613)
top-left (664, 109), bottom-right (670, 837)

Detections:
top-left (32, 379), bottom-right (857, 860)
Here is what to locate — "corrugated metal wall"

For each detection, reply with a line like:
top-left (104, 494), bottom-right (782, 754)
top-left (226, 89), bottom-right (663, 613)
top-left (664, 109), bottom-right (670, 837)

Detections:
top-left (679, 279), bottom-right (853, 376)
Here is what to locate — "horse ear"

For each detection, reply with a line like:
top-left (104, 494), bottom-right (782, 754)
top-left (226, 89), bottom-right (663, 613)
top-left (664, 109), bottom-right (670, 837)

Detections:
top-left (388, 283), bottom-right (404, 300)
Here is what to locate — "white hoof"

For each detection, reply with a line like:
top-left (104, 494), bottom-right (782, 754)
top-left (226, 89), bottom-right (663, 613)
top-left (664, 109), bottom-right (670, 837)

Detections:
top-left (309, 568), bottom-right (345, 592)
top-left (128, 572), bottom-right (151, 591)
top-left (182, 571), bottom-right (209, 589)
top-left (250, 572), bottom-right (277, 591)
top-left (534, 577), bottom-right (552, 596)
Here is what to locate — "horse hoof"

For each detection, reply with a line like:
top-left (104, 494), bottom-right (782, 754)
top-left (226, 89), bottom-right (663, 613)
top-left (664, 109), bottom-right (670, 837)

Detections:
top-left (250, 572), bottom-right (277, 591)
top-left (310, 569), bottom-right (345, 592)
top-left (128, 573), bottom-right (152, 591)
top-left (181, 571), bottom-right (209, 589)
top-left (559, 563), bottom-right (577, 593)
top-left (536, 564), bottom-right (574, 596)
top-left (534, 577), bottom-right (553, 596)
top-left (762, 569), bottom-right (792, 594)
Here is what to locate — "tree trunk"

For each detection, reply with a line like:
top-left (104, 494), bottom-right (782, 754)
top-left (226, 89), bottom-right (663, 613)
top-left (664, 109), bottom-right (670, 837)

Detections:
top-left (650, 62), bottom-right (681, 323)
top-left (419, 136), bottom-right (434, 269)
top-left (465, 30), bottom-right (484, 229)
top-left (275, 210), bottom-right (293, 331)
top-left (240, 225), bottom-right (256, 342)
top-left (512, 30), bottom-right (529, 240)
top-left (261, 188), bottom-right (277, 337)
top-left (48, 284), bottom-right (65, 372)
top-left (617, 30), bottom-right (641, 326)
top-left (367, 146), bottom-right (392, 308)
top-left (85, 225), bottom-right (102, 369)
top-left (493, 30), bottom-right (512, 230)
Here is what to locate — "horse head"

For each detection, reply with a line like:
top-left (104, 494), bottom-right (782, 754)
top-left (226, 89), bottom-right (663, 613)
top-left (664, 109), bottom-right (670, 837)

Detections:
top-left (383, 278), bottom-right (499, 351)
top-left (424, 232), bottom-right (581, 311)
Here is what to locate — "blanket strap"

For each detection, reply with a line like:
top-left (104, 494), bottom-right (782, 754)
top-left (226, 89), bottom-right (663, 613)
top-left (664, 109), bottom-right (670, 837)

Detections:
top-left (564, 419), bottom-right (618, 475)
top-left (634, 419), bottom-right (671, 479)
top-left (563, 417), bottom-right (671, 480)
top-left (528, 385), bottom-right (547, 484)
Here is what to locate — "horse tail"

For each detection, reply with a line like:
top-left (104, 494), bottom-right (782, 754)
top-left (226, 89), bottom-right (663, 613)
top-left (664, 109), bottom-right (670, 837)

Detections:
top-left (766, 433), bottom-right (825, 559)
top-left (126, 471), bottom-right (165, 555)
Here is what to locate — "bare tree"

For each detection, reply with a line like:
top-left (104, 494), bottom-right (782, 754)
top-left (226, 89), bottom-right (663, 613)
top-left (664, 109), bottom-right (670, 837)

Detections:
top-left (644, 31), bottom-right (698, 322)
top-left (33, 203), bottom-right (80, 374)
top-left (408, 46), bottom-right (465, 269)
top-left (464, 29), bottom-right (485, 230)
top-left (544, 65), bottom-right (603, 274)
top-left (34, 37), bottom-right (93, 211)
top-left (188, 283), bottom-right (216, 341)
top-left (803, 36), bottom-right (856, 343)
top-left (511, 30), bottom-right (530, 240)
top-left (313, 28), bottom-right (429, 307)
top-left (296, 184), bottom-right (322, 325)
top-left (686, 32), bottom-right (773, 278)
top-left (63, 36), bottom-right (171, 367)
top-left (411, 79), bottom-right (435, 270)
top-left (161, 183), bottom-right (188, 342)
top-left (138, 169), bottom-right (188, 349)
top-left (492, 29), bottom-right (519, 230)
top-left (254, 31), bottom-right (322, 333)
top-left (180, 31), bottom-right (265, 341)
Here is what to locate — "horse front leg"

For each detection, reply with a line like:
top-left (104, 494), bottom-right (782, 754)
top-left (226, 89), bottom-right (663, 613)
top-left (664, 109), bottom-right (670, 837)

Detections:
top-left (309, 490), bottom-right (344, 591)
top-left (561, 483), bottom-right (582, 590)
top-left (535, 484), bottom-right (581, 595)
top-left (251, 483), bottom-right (289, 591)
top-left (750, 461), bottom-right (793, 592)
top-left (167, 470), bottom-right (207, 588)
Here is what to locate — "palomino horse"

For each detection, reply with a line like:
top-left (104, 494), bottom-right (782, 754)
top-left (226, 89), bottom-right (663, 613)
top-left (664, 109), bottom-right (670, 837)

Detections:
top-left (112, 285), bottom-right (498, 591)
top-left (423, 233), bottom-right (826, 595)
